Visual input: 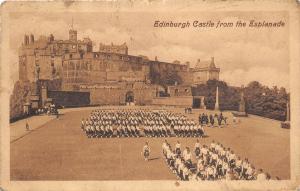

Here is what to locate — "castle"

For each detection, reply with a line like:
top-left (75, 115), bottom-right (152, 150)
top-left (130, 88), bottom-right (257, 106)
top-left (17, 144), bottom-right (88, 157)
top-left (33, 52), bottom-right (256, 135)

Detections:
top-left (16, 28), bottom-right (220, 112)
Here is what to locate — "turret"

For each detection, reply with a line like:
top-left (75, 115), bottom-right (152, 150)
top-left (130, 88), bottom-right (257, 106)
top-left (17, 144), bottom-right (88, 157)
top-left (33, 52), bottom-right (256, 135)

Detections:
top-left (69, 29), bottom-right (77, 41)
top-left (210, 57), bottom-right (216, 68)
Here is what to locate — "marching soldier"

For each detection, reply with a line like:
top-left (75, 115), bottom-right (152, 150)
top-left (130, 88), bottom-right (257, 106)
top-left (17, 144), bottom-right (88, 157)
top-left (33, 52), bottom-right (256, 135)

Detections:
top-left (194, 139), bottom-right (201, 159)
top-left (142, 142), bottom-right (151, 161)
top-left (175, 141), bottom-right (181, 156)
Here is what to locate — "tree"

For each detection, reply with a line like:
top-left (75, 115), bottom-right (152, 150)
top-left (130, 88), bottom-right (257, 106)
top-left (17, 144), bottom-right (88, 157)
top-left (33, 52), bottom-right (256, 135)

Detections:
top-left (192, 80), bottom-right (289, 121)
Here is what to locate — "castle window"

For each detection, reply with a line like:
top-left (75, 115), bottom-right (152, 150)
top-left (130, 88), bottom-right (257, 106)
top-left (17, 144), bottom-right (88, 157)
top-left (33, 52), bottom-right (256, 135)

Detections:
top-left (70, 54), bottom-right (73, 59)
top-left (185, 88), bottom-right (189, 92)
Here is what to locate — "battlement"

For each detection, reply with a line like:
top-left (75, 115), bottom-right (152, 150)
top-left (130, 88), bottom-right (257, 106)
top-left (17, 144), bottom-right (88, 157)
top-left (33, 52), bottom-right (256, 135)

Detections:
top-left (99, 42), bottom-right (128, 55)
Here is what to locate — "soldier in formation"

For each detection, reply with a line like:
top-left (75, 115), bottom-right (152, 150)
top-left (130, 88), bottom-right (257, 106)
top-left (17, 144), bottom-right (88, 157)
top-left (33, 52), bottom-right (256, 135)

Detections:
top-left (81, 109), bottom-right (205, 138)
top-left (162, 140), bottom-right (264, 181)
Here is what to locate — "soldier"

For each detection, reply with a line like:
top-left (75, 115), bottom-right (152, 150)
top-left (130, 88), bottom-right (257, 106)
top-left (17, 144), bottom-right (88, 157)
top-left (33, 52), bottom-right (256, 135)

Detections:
top-left (25, 121), bottom-right (30, 131)
top-left (174, 124), bottom-right (178, 137)
top-left (100, 125), bottom-right (105, 138)
top-left (166, 124), bottom-right (171, 137)
top-left (210, 152), bottom-right (218, 166)
top-left (90, 124), bottom-right (95, 138)
top-left (216, 156), bottom-right (223, 178)
top-left (130, 125), bottom-right (136, 137)
top-left (178, 159), bottom-right (185, 180)
top-left (162, 139), bottom-right (168, 157)
top-left (175, 141), bottom-right (181, 156)
top-left (95, 124), bottom-right (100, 138)
top-left (256, 169), bottom-right (267, 181)
top-left (144, 125), bottom-right (149, 137)
top-left (245, 165), bottom-right (254, 180)
top-left (228, 150), bottom-right (236, 168)
top-left (183, 166), bottom-right (190, 181)
top-left (116, 125), bottom-right (121, 138)
top-left (135, 125), bottom-right (140, 137)
top-left (209, 114), bottom-right (214, 127)
top-left (194, 139), bottom-right (201, 159)
top-left (184, 148), bottom-right (192, 168)
top-left (81, 118), bottom-right (85, 131)
top-left (85, 124), bottom-right (90, 138)
top-left (206, 165), bottom-right (215, 180)
top-left (235, 156), bottom-right (242, 175)
top-left (109, 125), bottom-right (114, 138)
top-left (142, 142), bottom-right (151, 161)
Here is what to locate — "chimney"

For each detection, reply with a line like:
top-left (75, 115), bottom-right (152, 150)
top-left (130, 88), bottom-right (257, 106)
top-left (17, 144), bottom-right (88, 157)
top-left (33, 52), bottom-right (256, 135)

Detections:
top-left (211, 57), bottom-right (214, 64)
top-left (155, 56), bottom-right (158, 61)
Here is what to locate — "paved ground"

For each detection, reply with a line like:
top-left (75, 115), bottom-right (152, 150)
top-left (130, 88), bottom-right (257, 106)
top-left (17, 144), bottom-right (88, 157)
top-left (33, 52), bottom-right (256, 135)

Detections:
top-left (10, 106), bottom-right (98, 143)
top-left (10, 106), bottom-right (290, 180)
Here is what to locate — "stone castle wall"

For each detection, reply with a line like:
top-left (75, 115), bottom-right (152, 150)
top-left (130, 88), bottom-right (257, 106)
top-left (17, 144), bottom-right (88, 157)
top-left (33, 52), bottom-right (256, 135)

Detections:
top-left (152, 96), bottom-right (193, 107)
top-left (61, 52), bottom-right (151, 90)
top-left (80, 83), bottom-right (154, 105)
top-left (47, 90), bottom-right (90, 107)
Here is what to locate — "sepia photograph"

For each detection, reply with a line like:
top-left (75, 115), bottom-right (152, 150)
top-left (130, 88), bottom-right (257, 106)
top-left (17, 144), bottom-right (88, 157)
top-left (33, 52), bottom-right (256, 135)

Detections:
top-left (1, 1), bottom-right (300, 191)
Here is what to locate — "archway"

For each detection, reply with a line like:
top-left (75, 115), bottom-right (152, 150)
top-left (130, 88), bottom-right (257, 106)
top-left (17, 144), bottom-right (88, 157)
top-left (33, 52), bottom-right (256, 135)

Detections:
top-left (125, 91), bottom-right (134, 104)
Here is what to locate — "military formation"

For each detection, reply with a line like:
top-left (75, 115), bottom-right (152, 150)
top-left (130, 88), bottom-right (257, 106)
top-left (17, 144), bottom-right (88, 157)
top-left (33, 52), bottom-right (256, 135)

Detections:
top-left (81, 109), bottom-right (205, 138)
top-left (162, 140), bottom-right (268, 181)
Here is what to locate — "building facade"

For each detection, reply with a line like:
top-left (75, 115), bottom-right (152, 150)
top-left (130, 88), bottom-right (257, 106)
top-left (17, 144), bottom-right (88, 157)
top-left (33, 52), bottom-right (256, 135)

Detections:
top-left (191, 57), bottom-right (220, 85)
top-left (17, 28), bottom-right (220, 107)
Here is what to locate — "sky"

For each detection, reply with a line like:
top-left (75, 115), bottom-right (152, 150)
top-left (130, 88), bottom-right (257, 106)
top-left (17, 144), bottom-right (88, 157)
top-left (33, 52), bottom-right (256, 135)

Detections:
top-left (8, 11), bottom-right (289, 90)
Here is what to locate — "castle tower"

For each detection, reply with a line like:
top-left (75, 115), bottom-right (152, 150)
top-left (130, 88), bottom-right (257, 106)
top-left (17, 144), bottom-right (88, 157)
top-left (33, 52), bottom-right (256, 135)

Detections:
top-left (69, 29), bottom-right (77, 41)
